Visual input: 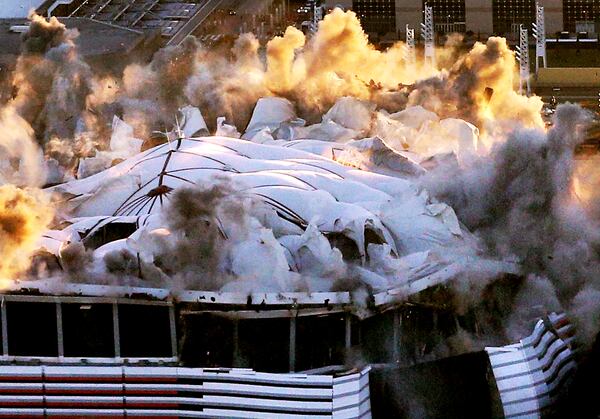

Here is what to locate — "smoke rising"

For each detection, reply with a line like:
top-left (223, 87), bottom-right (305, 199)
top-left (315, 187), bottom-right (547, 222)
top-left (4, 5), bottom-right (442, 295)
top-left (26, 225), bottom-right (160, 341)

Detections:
top-left (121, 36), bottom-right (202, 136)
top-left (407, 36), bottom-right (544, 133)
top-left (0, 106), bottom-right (46, 186)
top-left (2, 10), bottom-right (539, 178)
top-left (0, 15), bottom-right (61, 285)
top-left (0, 185), bottom-right (54, 284)
top-left (11, 13), bottom-right (99, 159)
top-left (149, 182), bottom-right (233, 289)
top-left (422, 104), bottom-right (600, 346)
top-left (54, 182), bottom-right (237, 288)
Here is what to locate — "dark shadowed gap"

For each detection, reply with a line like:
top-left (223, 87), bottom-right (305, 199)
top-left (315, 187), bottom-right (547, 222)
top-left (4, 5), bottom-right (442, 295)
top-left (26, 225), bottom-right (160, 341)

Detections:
top-left (238, 318), bottom-right (289, 373)
top-left (118, 304), bottom-right (171, 357)
top-left (7, 301), bottom-right (57, 356)
top-left (62, 303), bottom-right (114, 357)
top-left (296, 313), bottom-right (346, 371)
top-left (179, 312), bottom-right (234, 368)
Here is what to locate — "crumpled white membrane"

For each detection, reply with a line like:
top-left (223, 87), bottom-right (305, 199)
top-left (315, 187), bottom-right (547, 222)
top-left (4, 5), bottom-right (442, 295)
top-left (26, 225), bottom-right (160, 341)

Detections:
top-left (36, 97), bottom-right (517, 294)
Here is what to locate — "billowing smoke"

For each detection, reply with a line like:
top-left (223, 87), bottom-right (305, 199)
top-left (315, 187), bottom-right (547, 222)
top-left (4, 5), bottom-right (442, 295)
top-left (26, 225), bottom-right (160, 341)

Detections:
top-left (119, 31), bottom-right (268, 133)
top-left (57, 179), bottom-right (228, 287)
top-left (0, 185), bottom-right (54, 285)
top-left (0, 106), bottom-right (46, 186)
top-left (103, 179), bottom-right (299, 292)
top-left (10, 13), bottom-right (102, 168)
top-left (147, 181), bottom-right (236, 289)
top-left (422, 104), bottom-right (600, 345)
top-left (0, 16), bottom-right (59, 286)
top-left (124, 9), bottom-right (432, 130)
top-left (121, 36), bottom-right (202, 136)
top-left (261, 10), bottom-right (423, 119)
top-left (407, 36), bottom-right (544, 133)
top-left (184, 33), bottom-right (268, 130)
top-left (2, 10), bottom-right (539, 178)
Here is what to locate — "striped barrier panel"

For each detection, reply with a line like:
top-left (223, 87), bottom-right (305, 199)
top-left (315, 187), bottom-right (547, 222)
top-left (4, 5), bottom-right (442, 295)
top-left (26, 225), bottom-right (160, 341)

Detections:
top-left (486, 312), bottom-right (577, 419)
top-left (0, 365), bottom-right (371, 418)
top-left (332, 367), bottom-right (371, 419)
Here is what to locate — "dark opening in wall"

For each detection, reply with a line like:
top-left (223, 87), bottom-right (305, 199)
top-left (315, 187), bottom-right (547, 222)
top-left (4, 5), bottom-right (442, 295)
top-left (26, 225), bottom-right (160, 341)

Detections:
top-left (369, 352), bottom-right (503, 419)
top-left (437, 309), bottom-right (459, 339)
top-left (296, 313), bottom-right (346, 371)
top-left (179, 313), bottom-right (234, 368)
top-left (360, 307), bottom-right (453, 365)
top-left (118, 304), bottom-right (172, 358)
top-left (351, 315), bottom-right (361, 346)
top-left (62, 303), bottom-right (114, 357)
top-left (327, 233), bottom-right (361, 261)
top-left (401, 306), bottom-right (437, 361)
top-left (238, 318), bottom-right (289, 373)
top-left (361, 310), bottom-right (395, 363)
top-left (7, 302), bottom-right (58, 357)
top-left (82, 222), bottom-right (138, 250)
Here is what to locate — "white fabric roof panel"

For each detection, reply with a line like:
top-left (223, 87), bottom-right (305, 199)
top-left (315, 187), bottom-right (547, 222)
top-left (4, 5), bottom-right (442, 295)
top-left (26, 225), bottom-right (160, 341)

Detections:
top-left (29, 100), bottom-right (517, 298)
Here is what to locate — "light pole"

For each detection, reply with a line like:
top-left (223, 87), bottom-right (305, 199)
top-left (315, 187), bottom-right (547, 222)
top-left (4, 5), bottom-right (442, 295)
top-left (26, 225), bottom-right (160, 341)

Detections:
top-left (421, 4), bottom-right (435, 67)
top-left (515, 24), bottom-right (531, 96)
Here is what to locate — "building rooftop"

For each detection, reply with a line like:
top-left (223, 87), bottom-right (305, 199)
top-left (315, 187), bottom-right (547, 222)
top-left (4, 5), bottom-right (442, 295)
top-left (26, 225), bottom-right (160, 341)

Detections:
top-left (0, 16), bottom-right (148, 58)
top-left (42, 0), bottom-right (221, 42)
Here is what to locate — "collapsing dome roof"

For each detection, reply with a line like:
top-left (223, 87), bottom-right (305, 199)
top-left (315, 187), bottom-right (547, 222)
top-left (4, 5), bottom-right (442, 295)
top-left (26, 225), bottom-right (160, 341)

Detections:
top-left (32, 98), bottom-right (517, 303)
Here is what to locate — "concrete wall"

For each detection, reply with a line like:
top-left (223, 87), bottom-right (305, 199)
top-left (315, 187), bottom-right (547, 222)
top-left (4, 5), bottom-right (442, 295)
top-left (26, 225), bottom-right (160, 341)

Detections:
top-left (540, 0), bottom-right (564, 34)
top-left (395, 0), bottom-right (423, 36)
top-left (393, 0), bottom-right (564, 37)
top-left (465, 0), bottom-right (493, 35)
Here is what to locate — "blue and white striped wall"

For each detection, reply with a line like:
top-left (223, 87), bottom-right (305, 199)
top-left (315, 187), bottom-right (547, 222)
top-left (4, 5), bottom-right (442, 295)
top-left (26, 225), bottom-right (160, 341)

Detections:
top-left (486, 312), bottom-right (577, 419)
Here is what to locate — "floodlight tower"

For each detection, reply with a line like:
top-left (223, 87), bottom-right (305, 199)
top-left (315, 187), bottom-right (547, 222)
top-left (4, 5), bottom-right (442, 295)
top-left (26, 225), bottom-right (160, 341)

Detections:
top-left (405, 25), bottom-right (416, 65)
top-left (532, 2), bottom-right (547, 72)
top-left (515, 25), bottom-right (531, 96)
top-left (311, 1), bottom-right (323, 34)
top-left (421, 4), bottom-right (435, 67)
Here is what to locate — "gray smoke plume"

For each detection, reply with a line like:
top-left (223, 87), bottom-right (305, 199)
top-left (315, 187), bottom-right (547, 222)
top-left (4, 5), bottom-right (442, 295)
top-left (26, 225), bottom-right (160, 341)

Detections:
top-left (153, 183), bottom-right (228, 286)
top-left (3, 12), bottom-right (542, 180)
top-left (128, 180), bottom-right (253, 290)
top-left (8, 14), bottom-right (108, 172)
top-left (422, 104), bottom-right (600, 345)
top-left (58, 182), bottom-right (234, 289)
top-left (59, 241), bottom-right (93, 278)
top-left (121, 36), bottom-right (202, 136)
top-left (14, 15), bottom-right (92, 138)
top-left (122, 32), bottom-right (273, 134)
top-left (57, 239), bottom-right (166, 287)
top-left (183, 33), bottom-right (268, 130)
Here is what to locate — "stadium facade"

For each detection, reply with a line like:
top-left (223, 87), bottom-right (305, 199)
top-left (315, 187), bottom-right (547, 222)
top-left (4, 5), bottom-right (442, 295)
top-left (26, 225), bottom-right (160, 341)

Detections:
top-left (326, 0), bottom-right (597, 36)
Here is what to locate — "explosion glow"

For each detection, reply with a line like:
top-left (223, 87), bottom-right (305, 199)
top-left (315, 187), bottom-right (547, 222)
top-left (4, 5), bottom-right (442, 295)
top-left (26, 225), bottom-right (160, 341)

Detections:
top-left (0, 185), bottom-right (54, 284)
